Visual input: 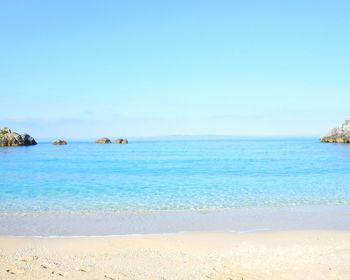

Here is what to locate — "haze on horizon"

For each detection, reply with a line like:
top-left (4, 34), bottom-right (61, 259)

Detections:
top-left (1, 1), bottom-right (349, 139)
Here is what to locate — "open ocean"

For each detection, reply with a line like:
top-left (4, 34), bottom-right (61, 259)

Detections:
top-left (1, 137), bottom-right (350, 235)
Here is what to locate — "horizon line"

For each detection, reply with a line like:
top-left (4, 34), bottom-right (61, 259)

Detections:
top-left (35, 134), bottom-right (322, 141)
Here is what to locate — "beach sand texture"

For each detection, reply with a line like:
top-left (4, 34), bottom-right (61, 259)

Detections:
top-left (1, 231), bottom-right (350, 280)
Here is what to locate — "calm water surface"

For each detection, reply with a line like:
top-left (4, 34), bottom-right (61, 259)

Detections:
top-left (1, 138), bottom-right (350, 214)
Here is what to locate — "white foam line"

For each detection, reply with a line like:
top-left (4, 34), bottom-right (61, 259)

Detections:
top-left (233, 228), bottom-right (272, 234)
top-left (0, 230), bottom-right (197, 239)
top-left (0, 228), bottom-right (302, 238)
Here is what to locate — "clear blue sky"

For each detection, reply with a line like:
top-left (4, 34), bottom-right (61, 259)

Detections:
top-left (1, 0), bottom-right (349, 139)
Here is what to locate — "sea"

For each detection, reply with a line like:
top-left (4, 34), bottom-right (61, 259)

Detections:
top-left (1, 137), bottom-right (350, 236)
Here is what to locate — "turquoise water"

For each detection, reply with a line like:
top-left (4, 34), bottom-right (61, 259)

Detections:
top-left (1, 138), bottom-right (350, 214)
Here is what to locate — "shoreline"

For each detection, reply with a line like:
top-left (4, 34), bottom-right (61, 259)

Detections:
top-left (1, 230), bottom-right (350, 279)
top-left (1, 205), bottom-right (350, 237)
top-left (0, 228), bottom-right (349, 239)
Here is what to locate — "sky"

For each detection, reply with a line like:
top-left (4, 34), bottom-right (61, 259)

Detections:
top-left (0, 0), bottom-right (349, 139)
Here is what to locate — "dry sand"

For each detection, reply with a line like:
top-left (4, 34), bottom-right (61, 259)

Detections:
top-left (0, 231), bottom-right (350, 280)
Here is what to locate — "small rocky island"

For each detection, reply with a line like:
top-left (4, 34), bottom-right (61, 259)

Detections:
top-left (0, 127), bottom-right (37, 146)
top-left (115, 138), bottom-right (128, 144)
top-left (320, 117), bottom-right (350, 143)
top-left (96, 137), bottom-right (128, 144)
top-left (53, 139), bottom-right (67, 145)
top-left (96, 137), bottom-right (112, 144)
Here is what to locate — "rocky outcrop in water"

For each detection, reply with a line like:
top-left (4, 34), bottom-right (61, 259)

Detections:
top-left (0, 127), bottom-right (37, 146)
top-left (320, 118), bottom-right (350, 143)
top-left (96, 137), bottom-right (111, 144)
top-left (114, 138), bottom-right (128, 144)
top-left (53, 139), bottom-right (67, 145)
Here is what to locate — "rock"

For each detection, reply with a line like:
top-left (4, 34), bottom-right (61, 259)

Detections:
top-left (114, 138), bottom-right (128, 144)
top-left (0, 127), bottom-right (11, 135)
top-left (96, 137), bottom-right (111, 144)
top-left (53, 139), bottom-right (67, 145)
top-left (0, 127), bottom-right (37, 146)
top-left (321, 118), bottom-right (350, 143)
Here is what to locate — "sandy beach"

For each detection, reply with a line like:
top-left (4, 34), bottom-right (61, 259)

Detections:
top-left (1, 230), bottom-right (350, 280)
top-left (2, 0), bottom-right (350, 278)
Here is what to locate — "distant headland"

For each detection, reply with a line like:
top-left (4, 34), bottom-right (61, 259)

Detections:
top-left (321, 118), bottom-right (350, 143)
top-left (0, 127), bottom-right (37, 146)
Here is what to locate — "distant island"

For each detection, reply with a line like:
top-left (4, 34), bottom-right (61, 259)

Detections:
top-left (321, 117), bottom-right (350, 143)
top-left (53, 139), bottom-right (68, 145)
top-left (96, 137), bottom-right (128, 144)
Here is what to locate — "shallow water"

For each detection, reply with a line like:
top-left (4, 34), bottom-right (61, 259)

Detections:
top-left (1, 138), bottom-right (350, 214)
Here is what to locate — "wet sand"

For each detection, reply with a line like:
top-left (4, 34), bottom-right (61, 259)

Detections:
top-left (1, 205), bottom-right (350, 236)
top-left (1, 230), bottom-right (350, 280)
